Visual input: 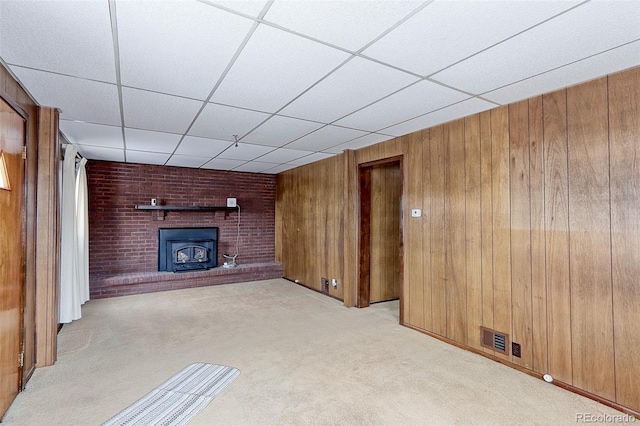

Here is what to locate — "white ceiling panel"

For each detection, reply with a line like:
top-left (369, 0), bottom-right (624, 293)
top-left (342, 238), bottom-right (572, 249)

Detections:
top-left (76, 146), bottom-right (124, 162)
top-left (288, 152), bottom-right (334, 166)
top-left (0, 1), bottom-right (115, 82)
top-left (431, 1), bottom-right (640, 95)
top-left (122, 87), bottom-right (203, 134)
top-left (175, 135), bottom-right (232, 157)
top-left (10, 66), bottom-right (121, 126)
top-left (286, 125), bottom-right (368, 152)
top-left (255, 147), bottom-right (311, 163)
top-left (483, 41), bottom-right (640, 105)
top-left (233, 161), bottom-right (278, 173)
top-left (335, 80), bottom-right (470, 132)
top-left (126, 150), bottom-right (171, 165)
top-left (211, 24), bottom-right (350, 112)
top-left (124, 128), bottom-right (182, 153)
top-left (116, 1), bottom-right (253, 100)
top-left (363, 0), bottom-right (579, 77)
top-left (241, 115), bottom-right (325, 147)
top-left (262, 163), bottom-right (299, 174)
top-left (189, 103), bottom-right (271, 141)
top-left (201, 158), bottom-right (246, 170)
top-left (217, 143), bottom-right (274, 161)
top-left (263, 1), bottom-right (424, 51)
top-left (204, 0), bottom-right (269, 18)
top-left (60, 121), bottom-right (123, 149)
top-left (323, 132), bottom-right (393, 154)
top-left (166, 154), bottom-right (210, 168)
top-left (381, 98), bottom-right (495, 137)
top-left (280, 57), bottom-right (419, 123)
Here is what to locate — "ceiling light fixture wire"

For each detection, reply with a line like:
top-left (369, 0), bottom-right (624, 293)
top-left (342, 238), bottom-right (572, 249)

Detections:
top-left (233, 135), bottom-right (239, 148)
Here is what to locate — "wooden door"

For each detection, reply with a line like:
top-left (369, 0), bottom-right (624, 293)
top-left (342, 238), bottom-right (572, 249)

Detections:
top-left (359, 161), bottom-right (402, 307)
top-left (0, 96), bottom-right (26, 419)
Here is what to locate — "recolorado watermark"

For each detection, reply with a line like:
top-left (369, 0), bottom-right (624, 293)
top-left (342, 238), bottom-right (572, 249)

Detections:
top-left (576, 413), bottom-right (637, 423)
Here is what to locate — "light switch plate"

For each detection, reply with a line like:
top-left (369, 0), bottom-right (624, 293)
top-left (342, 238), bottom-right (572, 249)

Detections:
top-left (227, 197), bottom-right (237, 208)
top-left (411, 209), bottom-right (422, 218)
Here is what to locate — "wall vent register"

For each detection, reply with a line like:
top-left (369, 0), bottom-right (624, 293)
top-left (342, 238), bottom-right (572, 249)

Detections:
top-left (480, 326), bottom-right (510, 355)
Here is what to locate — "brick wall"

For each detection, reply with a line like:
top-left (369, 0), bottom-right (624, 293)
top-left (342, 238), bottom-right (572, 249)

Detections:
top-left (87, 161), bottom-right (276, 278)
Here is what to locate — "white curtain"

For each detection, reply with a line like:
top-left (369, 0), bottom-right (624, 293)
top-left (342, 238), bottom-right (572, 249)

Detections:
top-left (75, 157), bottom-right (90, 305)
top-left (59, 145), bottom-right (89, 323)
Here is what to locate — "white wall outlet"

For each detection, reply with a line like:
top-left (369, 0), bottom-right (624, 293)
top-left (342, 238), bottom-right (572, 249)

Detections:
top-left (331, 279), bottom-right (338, 289)
top-left (411, 209), bottom-right (422, 218)
top-left (227, 197), bottom-right (237, 208)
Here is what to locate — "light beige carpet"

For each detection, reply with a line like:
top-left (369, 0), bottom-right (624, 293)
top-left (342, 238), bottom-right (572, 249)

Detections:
top-left (3, 279), bottom-right (625, 425)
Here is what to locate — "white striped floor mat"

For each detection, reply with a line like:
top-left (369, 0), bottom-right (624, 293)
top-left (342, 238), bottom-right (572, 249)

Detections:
top-left (102, 363), bottom-right (240, 426)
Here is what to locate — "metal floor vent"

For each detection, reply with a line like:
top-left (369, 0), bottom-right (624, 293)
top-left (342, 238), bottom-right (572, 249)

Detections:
top-left (480, 326), bottom-right (510, 355)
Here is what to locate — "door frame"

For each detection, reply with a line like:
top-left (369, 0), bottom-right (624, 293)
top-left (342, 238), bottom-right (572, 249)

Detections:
top-left (357, 156), bottom-right (404, 316)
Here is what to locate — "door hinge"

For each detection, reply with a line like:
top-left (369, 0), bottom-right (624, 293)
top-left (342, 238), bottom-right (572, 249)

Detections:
top-left (19, 352), bottom-right (24, 367)
top-left (22, 146), bottom-right (27, 160)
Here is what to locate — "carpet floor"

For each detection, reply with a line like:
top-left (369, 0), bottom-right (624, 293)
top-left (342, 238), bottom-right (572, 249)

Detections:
top-left (3, 279), bottom-right (623, 425)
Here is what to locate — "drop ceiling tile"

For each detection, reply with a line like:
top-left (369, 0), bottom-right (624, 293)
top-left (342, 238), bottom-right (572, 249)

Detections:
top-left (280, 57), bottom-right (419, 123)
top-left (116, 1), bottom-right (253, 100)
top-left (165, 154), bottom-right (210, 168)
top-left (255, 148), bottom-right (312, 163)
top-left (335, 80), bottom-right (469, 132)
top-left (483, 41), bottom-right (640, 105)
top-left (0, 1), bottom-right (115, 82)
top-left (233, 161), bottom-right (278, 173)
top-left (287, 152), bottom-right (334, 166)
top-left (204, 0), bottom-right (269, 18)
top-left (363, 1), bottom-right (579, 77)
top-left (211, 24), bottom-right (350, 112)
top-left (431, 1), bottom-right (640, 95)
top-left (381, 98), bottom-right (495, 137)
top-left (175, 136), bottom-right (232, 157)
top-left (286, 125), bottom-right (368, 152)
top-left (262, 163), bottom-right (299, 174)
top-left (125, 128), bottom-right (182, 153)
top-left (201, 158), bottom-right (245, 171)
top-left (217, 143), bottom-right (274, 161)
top-left (59, 121), bottom-right (123, 149)
top-left (76, 145), bottom-right (124, 162)
top-left (323, 133), bottom-right (393, 154)
top-left (10, 67), bottom-right (121, 126)
top-left (241, 115), bottom-right (325, 147)
top-left (263, 1), bottom-right (423, 51)
top-left (122, 87), bottom-right (203, 134)
top-left (189, 103), bottom-right (271, 141)
top-left (125, 150), bottom-right (171, 166)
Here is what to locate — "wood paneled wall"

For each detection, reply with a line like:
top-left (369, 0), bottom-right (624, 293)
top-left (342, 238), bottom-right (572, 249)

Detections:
top-left (369, 163), bottom-right (401, 303)
top-left (276, 153), bottom-right (345, 300)
top-left (275, 66), bottom-right (640, 414)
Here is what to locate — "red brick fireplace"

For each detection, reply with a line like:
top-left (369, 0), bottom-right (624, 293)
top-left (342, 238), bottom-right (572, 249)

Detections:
top-left (87, 161), bottom-right (282, 298)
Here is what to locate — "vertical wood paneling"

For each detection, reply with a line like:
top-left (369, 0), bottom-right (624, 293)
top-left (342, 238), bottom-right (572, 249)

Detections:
top-left (445, 119), bottom-right (467, 344)
top-left (421, 130), bottom-right (433, 331)
top-left (509, 100), bottom-right (534, 368)
top-left (491, 106), bottom-right (512, 361)
top-left (543, 89), bottom-right (572, 383)
top-left (406, 131), bottom-right (424, 327)
top-left (479, 111), bottom-right (495, 354)
top-left (370, 164), bottom-right (401, 303)
top-left (609, 68), bottom-right (640, 413)
top-left (430, 125), bottom-right (447, 336)
top-left (343, 150), bottom-right (358, 307)
top-left (528, 96), bottom-right (548, 374)
top-left (567, 77), bottom-right (615, 400)
top-left (465, 115), bottom-right (482, 350)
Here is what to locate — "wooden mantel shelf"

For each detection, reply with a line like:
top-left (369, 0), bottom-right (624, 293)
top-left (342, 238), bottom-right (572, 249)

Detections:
top-left (134, 205), bottom-right (237, 212)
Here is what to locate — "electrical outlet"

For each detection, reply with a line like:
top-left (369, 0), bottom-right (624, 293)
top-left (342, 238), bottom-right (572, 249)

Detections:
top-left (331, 279), bottom-right (338, 289)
